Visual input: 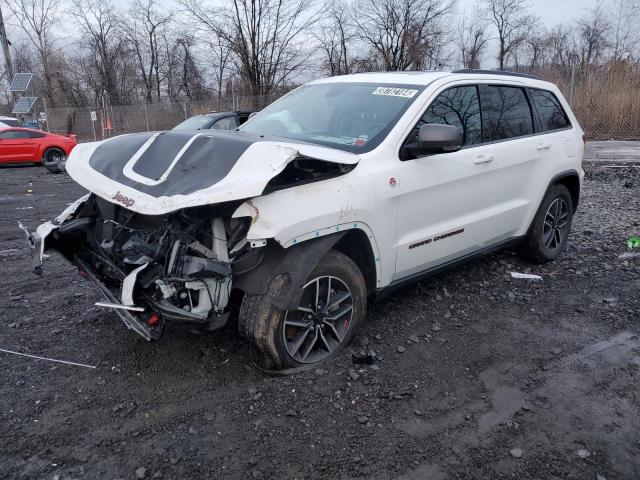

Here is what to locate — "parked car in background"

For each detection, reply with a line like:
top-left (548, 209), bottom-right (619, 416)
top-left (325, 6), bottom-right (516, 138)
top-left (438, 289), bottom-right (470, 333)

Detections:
top-left (0, 115), bottom-right (20, 127)
top-left (172, 111), bottom-right (254, 131)
top-left (0, 127), bottom-right (77, 172)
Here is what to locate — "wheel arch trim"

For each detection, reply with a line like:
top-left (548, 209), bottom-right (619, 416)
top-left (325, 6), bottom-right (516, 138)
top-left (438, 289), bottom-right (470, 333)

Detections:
top-left (233, 226), bottom-right (381, 311)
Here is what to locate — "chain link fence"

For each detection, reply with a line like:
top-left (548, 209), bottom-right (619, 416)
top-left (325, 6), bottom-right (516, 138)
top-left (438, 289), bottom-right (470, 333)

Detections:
top-left (42, 74), bottom-right (640, 143)
top-left (44, 94), bottom-right (278, 142)
top-left (547, 63), bottom-right (640, 141)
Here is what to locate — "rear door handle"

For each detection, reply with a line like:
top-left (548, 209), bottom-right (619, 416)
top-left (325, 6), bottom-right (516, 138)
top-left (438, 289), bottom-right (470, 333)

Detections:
top-left (473, 154), bottom-right (494, 164)
top-left (536, 142), bottom-right (552, 151)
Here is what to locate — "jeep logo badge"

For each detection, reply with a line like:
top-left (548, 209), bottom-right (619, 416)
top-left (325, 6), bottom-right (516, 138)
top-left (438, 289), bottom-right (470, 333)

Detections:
top-left (112, 191), bottom-right (135, 208)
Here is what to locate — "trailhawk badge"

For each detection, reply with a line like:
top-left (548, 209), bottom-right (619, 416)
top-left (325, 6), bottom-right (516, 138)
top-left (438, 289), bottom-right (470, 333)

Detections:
top-left (112, 191), bottom-right (135, 207)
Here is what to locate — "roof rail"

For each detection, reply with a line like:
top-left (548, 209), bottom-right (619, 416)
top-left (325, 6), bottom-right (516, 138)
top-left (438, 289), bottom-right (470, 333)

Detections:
top-left (451, 69), bottom-right (541, 80)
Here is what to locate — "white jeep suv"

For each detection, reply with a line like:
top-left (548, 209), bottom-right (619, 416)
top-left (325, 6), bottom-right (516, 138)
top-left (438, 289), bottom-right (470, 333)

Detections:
top-left (26, 70), bottom-right (584, 369)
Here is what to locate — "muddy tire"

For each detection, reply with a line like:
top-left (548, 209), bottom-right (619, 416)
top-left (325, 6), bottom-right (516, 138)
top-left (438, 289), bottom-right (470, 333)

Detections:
top-left (238, 250), bottom-right (367, 370)
top-left (43, 148), bottom-right (65, 173)
top-left (519, 184), bottom-right (573, 263)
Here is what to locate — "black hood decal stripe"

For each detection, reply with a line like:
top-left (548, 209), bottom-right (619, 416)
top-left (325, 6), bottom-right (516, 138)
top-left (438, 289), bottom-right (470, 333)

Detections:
top-left (88, 130), bottom-right (255, 197)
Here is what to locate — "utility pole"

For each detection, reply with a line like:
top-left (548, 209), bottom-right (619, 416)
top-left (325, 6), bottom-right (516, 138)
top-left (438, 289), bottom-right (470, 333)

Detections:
top-left (0, 5), bottom-right (16, 102)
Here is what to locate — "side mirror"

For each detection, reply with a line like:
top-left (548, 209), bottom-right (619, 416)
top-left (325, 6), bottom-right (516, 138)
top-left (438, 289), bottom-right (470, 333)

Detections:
top-left (404, 124), bottom-right (462, 158)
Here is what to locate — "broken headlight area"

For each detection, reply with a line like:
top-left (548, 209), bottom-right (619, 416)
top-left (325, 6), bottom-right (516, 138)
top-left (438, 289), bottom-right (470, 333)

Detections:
top-left (34, 194), bottom-right (258, 339)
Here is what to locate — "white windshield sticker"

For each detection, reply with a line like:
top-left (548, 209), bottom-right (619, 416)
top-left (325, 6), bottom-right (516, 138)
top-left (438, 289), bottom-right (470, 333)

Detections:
top-left (372, 87), bottom-right (418, 98)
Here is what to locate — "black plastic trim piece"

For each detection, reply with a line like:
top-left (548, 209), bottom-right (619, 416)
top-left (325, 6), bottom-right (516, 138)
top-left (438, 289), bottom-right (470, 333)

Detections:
top-left (233, 233), bottom-right (346, 311)
top-left (75, 257), bottom-right (158, 341)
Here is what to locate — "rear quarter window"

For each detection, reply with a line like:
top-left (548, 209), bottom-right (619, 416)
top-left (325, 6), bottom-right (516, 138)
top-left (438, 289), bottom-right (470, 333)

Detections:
top-left (529, 89), bottom-right (571, 131)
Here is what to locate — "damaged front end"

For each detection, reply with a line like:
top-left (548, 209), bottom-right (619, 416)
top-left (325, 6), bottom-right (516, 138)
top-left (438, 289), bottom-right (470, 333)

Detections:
top-left (25, 194), bottom-right (259, 340)
top-left (23, 129), bottom-right (359, 340)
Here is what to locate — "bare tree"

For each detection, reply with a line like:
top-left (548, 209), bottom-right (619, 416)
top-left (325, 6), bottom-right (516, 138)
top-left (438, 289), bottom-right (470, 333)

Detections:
top-left (458, 6), bottom-right (489, 68)
top-left (608, 0), bottom-right (640, 62)
top-left (6, 0), bottom-right (61, 105)
top-left (315, 0), bottom-right (358, 76)
top-left (485, 0), bottom-right (537, 70)
top-left (123, 0), bottom-right (173, 102)
top-left (207, 32), bottom-right (233, 104)
top-left (69, 0), bottom-right (128, 104)
top-left (576, 1), bottom-right (609, 71)
top-left (163, 34), bottom-right (206, 101)
top-left (180, 0), bottom-right (319, 107)
top-left (354, 0), bottom-right (457, 71)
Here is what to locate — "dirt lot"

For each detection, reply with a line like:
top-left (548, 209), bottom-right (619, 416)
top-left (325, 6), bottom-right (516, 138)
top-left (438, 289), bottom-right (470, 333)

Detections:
top-left (1, 155), bottom-right (639, 480)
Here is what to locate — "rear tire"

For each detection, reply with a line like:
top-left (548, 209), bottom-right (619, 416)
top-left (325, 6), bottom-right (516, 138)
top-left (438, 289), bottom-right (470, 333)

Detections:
top-left (43, 148), bottom-right (65, 173)
top-left (238, 250), bottom-right (367, 369)
top-left (518, 184), bottom-right (573, 263)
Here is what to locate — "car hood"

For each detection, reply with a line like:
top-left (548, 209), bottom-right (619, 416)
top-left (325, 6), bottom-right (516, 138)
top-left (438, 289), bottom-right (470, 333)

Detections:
top-left (65, 130), bottom-right (359, 215)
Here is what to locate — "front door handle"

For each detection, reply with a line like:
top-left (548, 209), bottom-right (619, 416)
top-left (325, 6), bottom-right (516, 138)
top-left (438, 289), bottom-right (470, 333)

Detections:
top-left (474, 154), bottom-right (494, 164)
top-left (537, 142), bottom-right (552, 151)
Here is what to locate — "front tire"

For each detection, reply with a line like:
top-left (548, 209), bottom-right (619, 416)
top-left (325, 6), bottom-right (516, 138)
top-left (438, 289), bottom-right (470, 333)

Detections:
top-left (519, 184), bottom-right (573, 263)
top-left (239, 250), bottom-right (367, 369)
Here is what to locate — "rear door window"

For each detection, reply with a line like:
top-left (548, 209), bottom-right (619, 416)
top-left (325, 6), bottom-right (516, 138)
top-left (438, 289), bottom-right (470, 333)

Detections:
top-left (482, 86), bottom-right (534, 141)
top-left (529, 89), bottom-right (570, 131)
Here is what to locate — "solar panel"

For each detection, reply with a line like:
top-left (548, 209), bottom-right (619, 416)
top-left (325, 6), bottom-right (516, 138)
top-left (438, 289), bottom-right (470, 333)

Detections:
top-left (9, 73), bottom-right (33, 92)
top-left (12, 96), bottom-right (38, 114)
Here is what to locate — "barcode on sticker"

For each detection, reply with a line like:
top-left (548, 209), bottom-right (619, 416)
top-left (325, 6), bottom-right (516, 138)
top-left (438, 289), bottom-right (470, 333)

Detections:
top-left (372, 87), bottom-right (418, 98)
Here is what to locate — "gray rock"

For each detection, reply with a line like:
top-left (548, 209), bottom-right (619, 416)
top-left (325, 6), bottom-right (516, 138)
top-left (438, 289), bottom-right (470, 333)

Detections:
top-left (348, 368), bottom-right (361, 381)
top-left (408, 334), bottom-right (420, 343)
top-left (285, 409), bottom-right (297, 417)
top-left (397, 346), bottom-right (406, 353)
top-left (188, 426), bottom-right (198, 435)
top-left (576, 448), bottom-right (590, 459)
top-left (510, 448), bottom-right (523, 458)
top-left (431, 323), bottom-right (442, 332)
top-left (551, 348), bottom-right (562, 355)
top-left (135, 467), bottom-right (147, 479)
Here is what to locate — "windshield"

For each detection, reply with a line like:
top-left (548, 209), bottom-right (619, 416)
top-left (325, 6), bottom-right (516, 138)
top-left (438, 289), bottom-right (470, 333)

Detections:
top-left (173, 115), bottom-right (214, 131)
top-left (240, 83), bottom-right (424, 153)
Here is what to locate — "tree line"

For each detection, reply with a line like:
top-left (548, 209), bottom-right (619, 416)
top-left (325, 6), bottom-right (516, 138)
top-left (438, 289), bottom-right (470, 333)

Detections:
top-left (0, 0), bottom-right (638, 109)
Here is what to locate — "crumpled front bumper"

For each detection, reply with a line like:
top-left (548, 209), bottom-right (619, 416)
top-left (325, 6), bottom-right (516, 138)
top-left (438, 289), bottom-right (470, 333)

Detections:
top-left (20, 193), bottom-right (159, 341)
top-left (75, 258), bottom-right (158, 341)
top-left (21, 193), bottom-right (90, 274)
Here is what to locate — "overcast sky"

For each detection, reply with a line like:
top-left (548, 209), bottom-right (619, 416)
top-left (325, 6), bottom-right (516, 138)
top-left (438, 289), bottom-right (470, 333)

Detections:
top-left (458, 0), bottom-right (598, 26)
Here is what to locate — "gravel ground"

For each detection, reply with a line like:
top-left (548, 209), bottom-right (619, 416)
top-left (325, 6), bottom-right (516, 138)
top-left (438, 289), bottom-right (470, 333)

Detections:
top-left (1, 159), bottom-right (639, 480)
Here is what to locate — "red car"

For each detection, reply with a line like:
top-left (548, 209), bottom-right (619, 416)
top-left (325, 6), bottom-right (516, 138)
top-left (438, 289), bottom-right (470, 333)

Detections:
top-left (0, 127), bottom-right (77, 172)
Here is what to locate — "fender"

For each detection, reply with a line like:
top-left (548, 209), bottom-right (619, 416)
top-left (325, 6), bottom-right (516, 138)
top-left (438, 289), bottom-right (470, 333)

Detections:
top-left (233, 233), bottom-right (346, 311)
top-left (543, 169), bottom-right (582, 211)
top-left (523, 169), bottom-right (582, 237)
